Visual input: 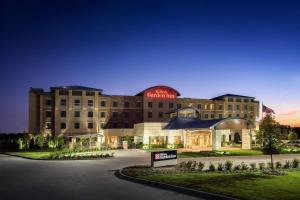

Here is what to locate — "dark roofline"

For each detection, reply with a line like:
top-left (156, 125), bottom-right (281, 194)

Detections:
top-left (211, 94), bottom-right (255, 100)
top-left (50, 85), bottom-right (103, 92)
top-left (135, 85), bottom-right (181, 96)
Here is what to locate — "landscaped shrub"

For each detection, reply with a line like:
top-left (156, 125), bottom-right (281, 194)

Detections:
top-left (233, 164), bottom-right (241, 171)
top-left (259, 163), bottom-right (265, 170)
top-left (217, 162), bottom-right (224, 171)
top-left (283, 160), bottom-right (291, 169)
top-left (261, 145), bottom-right (281, 155)
top-left (191, 161), bottom-right (197, 171)
top-left (241, 162), bottom-right (249, 170)
top-left (177, 161), bottom-right (187, 169)
top-left (275, 161), bottom-right (282, 169)
top-left (267, 162), bottom-right (273, 169)
top-left (250, 163), bottom-right (257, 170)
top-left (197, 162), bottom-right (205, 171)
top-left (186, 161), bottom-right (193, 170)
top-left (49, 150), bottom-right (114, 160)
top-left (208, 163), bottom-right (216, 171)
top-left (292, 158), bottom-right (299, 168)
top-left (224, 160), bottom-right (233, 171)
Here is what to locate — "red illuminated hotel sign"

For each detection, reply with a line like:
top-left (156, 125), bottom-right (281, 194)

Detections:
top-left (145, 87), bottom-right (177, 100)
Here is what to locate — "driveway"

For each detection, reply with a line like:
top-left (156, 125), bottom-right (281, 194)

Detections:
top-left (0, 151), bottom-right (200, 200)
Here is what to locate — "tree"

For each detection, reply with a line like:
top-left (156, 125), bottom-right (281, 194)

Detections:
top-left (35, 133), bottom-right (46, 150)
top-left (256, 114), bottom-right (282, 171)
top-left (288, 131), bottom-right (298, 141)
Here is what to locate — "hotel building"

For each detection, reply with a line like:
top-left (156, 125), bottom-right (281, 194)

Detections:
top-left (29, 85), bottom-right (259, 150)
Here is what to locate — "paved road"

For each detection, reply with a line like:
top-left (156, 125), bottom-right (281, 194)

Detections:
top-left (0, 151), bottom-right (200, 200)
top-left (2, 151), bottom-right (300, 200)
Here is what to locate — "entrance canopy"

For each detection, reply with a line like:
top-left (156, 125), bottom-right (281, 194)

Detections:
top-left (164, 117), bottom-right (252, 130)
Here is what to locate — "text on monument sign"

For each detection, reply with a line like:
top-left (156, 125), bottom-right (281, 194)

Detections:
top-left (151, 150), bottom-right (177, 167)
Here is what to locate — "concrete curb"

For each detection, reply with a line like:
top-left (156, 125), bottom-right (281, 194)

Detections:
top-left (115, 167), bottom-right (239, 200)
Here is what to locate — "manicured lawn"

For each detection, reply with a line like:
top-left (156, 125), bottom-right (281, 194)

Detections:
top-left (125, 168), bottom-right (300, 200)
top-left (9, 151), bottom-right (52, 159)
top-left (178, 149), bottom-right (263, 158)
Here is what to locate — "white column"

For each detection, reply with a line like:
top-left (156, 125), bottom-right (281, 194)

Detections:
top-left (212, 129), bottom-right (222, 151)
top-left (242, 129), bottom-right (252, 149)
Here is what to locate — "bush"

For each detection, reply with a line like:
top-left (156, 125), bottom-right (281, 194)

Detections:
top-left (167, 143), bottom-right (184, 149)
top-left (288, 131), bottom-right (298, 141)
top-left (283, 160), bottom-right (291, 169)
top-left (186, 161), bottom-right (193, 170)
top-left (259, 163), bottom-right (265, 170)
top-left (224, 160), bottom-right (233, 171)
top-left (292, 158), bottom-right (299, 168)
top-left (275, 161), bottom-right (282, 169)
top-left (261, 145), bottom-right (281, 155)
top-left (250, 163), bottom-right (257, 170)
top-left (217, 162), bottom-right (224, 171)
top-left (208, 163), bottom-right (216, 171)
top-left (197, 162), bottom-right (205, 171)
top-left (233, 164), bottom-right (241, 171)
top-left (241, 162), bottom-right (249, 170)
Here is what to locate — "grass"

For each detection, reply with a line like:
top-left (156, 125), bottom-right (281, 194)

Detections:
top-left (9, 151), bottom-right (52, 159)
top-left (178, 149), bottom-right (263, 158)
top-left (125, 168), bottom-right (300, 200)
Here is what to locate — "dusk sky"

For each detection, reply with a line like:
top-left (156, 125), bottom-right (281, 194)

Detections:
top-left (1, 0), bottom-right (300, 132)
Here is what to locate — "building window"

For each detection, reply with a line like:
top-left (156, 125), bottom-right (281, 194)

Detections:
top-left (158, 112), bottom-right (163, 118)
top-left (112, 112), bottom-right (118, 118)
top-left (218, 105), bottom-right (223, 110)
top-left (100, 123), bottom-right (105, 129)
top-left (228, 114), bottom-right (232, 117)
top-left (210, 104), bottom-right (214, 110)
top-left (204, 104), bottom-right (208, 110)
top-left (100, 112), bottom-right (106, 118)
top-left (61, 111), bottom-right (66, 117)
top-left (197, 104), bottom-right (202, 109)
top-left (74, 123), bottom-right (80, 129)
top-left (228, 105), bottom-right (232, 110)
top-left (113, 101), bottom-right (118, 107)
top-left (250, 106), bottom-right (254, 111)
top-left (244, 105), bottom-right (248, 111)
top-left (60, 99), bottom-right (66, 106)
top-left (169, 102), bottom-right (174, 109)
top-left (46, 100), bottom-right (52, 106)
top-left (148, 112), bottom-right (152, 118)
top-left (124, 112), bottom-right (129, 118)
top-left (158, 102), bottom-right (163, 108)
top-left (72, 91), bottom-right (82, 96)
top-left (88, 111), bottom-right (93, 118)
top-left (61, 123), bottom-right (66, 129)
top-left (236, 98), bottom-right (241, 102)
top-left (211, 114), bottom-right (215, 118)
top-left (177, 104), bottom-right (182, 109)
top-left (148, 102), bottom-right (153, 108)
top-left (100, 100), bottom-right (106, 107)
top-left (88, 123), bottom-right (93, 129)
top-left (219, 114), bottom-right (223, 118)
top-left (86, 91), bottom-right (95, 96)
top-left (88, 100), bottom-right (94, 107)
top-left (113, 123), bottom-right (117, 128)
top-left (136, 112), bottom-right (141, 118)
top-left (45, 122), bottom-right (52, 129)
top-left (204, 114), bottom-right (208, 119)
top-left (236, 105), bottom-right (240, 110)
top-left (124, 102), bottom-right (130, 108)
top-left (74, 111), bottom-right (80, 117)
top-left (74, 99), bottom-right (80, 106)
top-left (136, 102), bottom-right (141, 108)
top-left (124, 123), bottom-right (130, 128)
top-left (244, 99), bottom-right (249, 103)
top-left (46, 111), bottom-right (52, 118)
top-left (228, 98), bottom-right (234, 102)
top-left (236, 114), bottom-right (240, 117)
top-left (244, 114), bottom-right (248, 119)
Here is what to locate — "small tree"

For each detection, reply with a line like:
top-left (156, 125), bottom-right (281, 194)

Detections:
top-left (256, 114), bottom-right (282, 171)
top-left (17, 138), bottom-right (24, 150)
top-left (288, 131), bottom-right (298, 141)
top-left (35, 133), bottom-right (46, 150)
